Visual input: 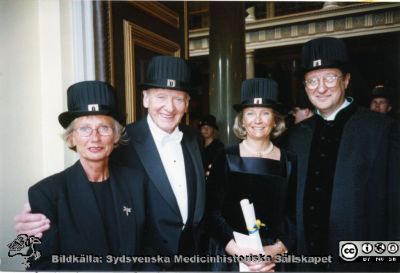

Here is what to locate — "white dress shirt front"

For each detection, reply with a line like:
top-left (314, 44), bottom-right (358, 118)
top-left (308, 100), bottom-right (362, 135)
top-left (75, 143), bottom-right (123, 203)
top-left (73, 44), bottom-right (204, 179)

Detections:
top-left (147, 115), bottom-right (188, 225)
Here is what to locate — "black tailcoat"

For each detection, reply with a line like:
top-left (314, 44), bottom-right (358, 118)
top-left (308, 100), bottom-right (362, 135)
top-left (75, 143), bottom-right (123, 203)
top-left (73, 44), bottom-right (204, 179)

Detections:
top-left (279, 105), bottom-right (400, 271)
top-left (111, 118), bottom-right (205, 270)
top-left (28, 161), bottom-right (146, 270)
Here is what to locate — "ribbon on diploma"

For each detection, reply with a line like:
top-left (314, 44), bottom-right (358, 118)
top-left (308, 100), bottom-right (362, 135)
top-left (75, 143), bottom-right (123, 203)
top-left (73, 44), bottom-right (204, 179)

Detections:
top-left (247, 219), bottom-right (266, 234)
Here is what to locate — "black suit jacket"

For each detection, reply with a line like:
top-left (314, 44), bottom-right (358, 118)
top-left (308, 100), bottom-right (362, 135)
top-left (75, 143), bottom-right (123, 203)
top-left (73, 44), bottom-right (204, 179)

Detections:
top-left (111, 118), bottom-right (205, 269)
top-left (28, 161), bottom-right (146, 270)
top-left (279, 106), bottom-right (400, 271)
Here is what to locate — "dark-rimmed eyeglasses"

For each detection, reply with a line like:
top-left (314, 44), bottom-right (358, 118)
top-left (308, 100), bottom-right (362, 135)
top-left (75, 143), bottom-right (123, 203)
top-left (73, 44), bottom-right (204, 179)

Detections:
top-left (74, 125), bottom-right (114, 137)
top-left (304, 74), bottom-right (342, 90)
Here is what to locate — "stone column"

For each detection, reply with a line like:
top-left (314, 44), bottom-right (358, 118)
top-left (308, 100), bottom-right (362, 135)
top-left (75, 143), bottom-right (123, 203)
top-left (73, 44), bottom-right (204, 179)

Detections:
top-left (246, 50), bottom-right (255, 79)
top-left (266, 2), bottom-right (275, 19)
top-left (93, 1), bottom-right (113, 83)
top-left (209, 2), bottom-right (246, 144)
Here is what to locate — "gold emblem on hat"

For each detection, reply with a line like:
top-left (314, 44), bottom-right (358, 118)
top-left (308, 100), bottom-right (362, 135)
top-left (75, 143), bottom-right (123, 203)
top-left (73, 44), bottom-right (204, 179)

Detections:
top-left (313, 59), bottom-right (322, 67)
top-left (88, 104), bottom-right (99, 111)
top-left (254, 98), bottom-right (262, 104)
top-left (167, 79), bottom-right (176, 87)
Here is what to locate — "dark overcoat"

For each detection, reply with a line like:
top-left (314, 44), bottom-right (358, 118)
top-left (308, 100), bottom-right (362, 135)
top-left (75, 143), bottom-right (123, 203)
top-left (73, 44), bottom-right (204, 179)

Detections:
top-left (28, 160), bottom-right (146, 270)
top-left (279, 106), bottom-right (400, 271)
top-left (111, 118), bottom-right (205, 270)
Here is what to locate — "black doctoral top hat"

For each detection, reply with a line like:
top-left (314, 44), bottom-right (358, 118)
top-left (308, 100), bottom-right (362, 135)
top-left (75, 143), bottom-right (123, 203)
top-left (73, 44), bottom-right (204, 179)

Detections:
top-left (58, 81), bottom-right (122, 128)
top-left (233, 78), bottom-right (284, 113)
top-left (301, 37), bottom-right (349, 73)
top-left (370, 85), bottom-right (393, 102)
top-left (199, 115), bottom-right (218, 130)
top-left (140, 56), bottom-right (191, 93)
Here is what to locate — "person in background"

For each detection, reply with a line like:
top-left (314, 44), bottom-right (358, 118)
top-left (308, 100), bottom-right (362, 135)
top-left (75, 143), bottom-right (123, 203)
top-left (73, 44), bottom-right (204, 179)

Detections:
top-left (292, 89), bottom-right (314, 124)
top-left (206, 78), bottom-right (297, 272)
top-left (369, 85), bottom-right (393, 114)
top-left (14, 56), bottom-right (206, 271)
top-left (199, 114), bottom-right (224, 176)
top-left (279, 37), bottom-right (400, 271)
top-left (26, 81), bottom-right (146, 270)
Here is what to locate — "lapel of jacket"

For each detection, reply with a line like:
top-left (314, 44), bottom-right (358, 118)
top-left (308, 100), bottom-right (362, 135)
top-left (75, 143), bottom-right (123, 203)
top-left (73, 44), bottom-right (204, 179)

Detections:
top-left (180, 126), bottom-right (205, 225)
top-left (296, 118), bottom-right (316, 202)
top-left (130, 119), bottom-right (181, 218)
top-left (108, 164), bottom-right (136, 265)
top-left (329, 110), bottom-right (364, 243)
top-left (66, 161), bottom-right (109, 254)
top-left (294, 117), bottom-right (315, 252)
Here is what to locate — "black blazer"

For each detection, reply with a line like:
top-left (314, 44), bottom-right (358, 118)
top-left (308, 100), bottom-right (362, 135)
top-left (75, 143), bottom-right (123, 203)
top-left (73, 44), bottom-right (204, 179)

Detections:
top-left (111, 118), bottom-right (205, 269)
top-left (28, 160), bottom-right (146, 270)
top-left (279, 106), bottom-right (400, 271)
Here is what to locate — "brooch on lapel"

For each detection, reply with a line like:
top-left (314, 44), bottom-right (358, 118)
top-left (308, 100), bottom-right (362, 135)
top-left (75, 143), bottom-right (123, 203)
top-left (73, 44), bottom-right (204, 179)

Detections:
top-left (123, 206), bottom-right (132, 216)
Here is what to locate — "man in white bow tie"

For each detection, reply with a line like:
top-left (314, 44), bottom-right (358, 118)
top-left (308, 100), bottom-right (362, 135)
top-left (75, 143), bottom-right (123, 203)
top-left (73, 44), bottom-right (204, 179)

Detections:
top-left (14, 56), bottom-right (206, 271)
top-left (114, 56), bottom-right (206, 271)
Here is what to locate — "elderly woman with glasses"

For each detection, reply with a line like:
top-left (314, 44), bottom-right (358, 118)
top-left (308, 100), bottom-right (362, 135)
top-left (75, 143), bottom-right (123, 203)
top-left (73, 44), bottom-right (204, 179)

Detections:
top-left (206, 78), bottom-right (297, 272)
top-left (26, 81), bottom-right (146, 270)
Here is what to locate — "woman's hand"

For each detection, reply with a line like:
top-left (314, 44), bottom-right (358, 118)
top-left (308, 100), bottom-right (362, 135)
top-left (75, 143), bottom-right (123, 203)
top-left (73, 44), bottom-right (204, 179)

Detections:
top-left (264, 240), bottom-right (288, 260)
top-left (14, 203), bottom-right (50, 238)
top-left (247, 256), bottom-right (276, 272)
top-left (251, 240), bottom-right (288, 271)
top-left (225, 240), bottom-right (276, 271)
top-left (247, 245), bottom-right (276, 273)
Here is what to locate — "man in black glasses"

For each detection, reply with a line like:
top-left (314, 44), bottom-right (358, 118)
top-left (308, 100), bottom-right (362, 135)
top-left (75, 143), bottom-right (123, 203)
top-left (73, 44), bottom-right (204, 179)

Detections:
top-left (279, 37), bottom-right (400, 271)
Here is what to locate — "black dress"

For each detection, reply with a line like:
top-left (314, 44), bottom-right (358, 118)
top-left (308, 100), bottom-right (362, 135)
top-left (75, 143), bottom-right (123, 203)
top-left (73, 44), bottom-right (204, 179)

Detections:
top-left (206, 144), bottom-right (297, 266)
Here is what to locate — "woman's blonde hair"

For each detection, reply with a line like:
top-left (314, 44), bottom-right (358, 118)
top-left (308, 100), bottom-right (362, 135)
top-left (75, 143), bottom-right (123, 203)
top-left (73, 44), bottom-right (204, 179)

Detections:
top-left (62, 117), bottom-right (128, 151)
top-left (233, 108), bottom-right (286, 140)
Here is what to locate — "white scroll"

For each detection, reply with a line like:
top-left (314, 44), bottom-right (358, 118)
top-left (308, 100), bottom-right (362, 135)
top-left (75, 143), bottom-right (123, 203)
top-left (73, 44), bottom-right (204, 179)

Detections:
top-left (233, 199), bottom-right (264, 271)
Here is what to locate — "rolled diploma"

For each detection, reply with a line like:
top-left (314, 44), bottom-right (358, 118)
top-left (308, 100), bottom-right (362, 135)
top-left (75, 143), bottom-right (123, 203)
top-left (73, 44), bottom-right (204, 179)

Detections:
top-left (233, 199), bottom-right (264, 272)
top-left (240, 199), bottom-right (263, 251)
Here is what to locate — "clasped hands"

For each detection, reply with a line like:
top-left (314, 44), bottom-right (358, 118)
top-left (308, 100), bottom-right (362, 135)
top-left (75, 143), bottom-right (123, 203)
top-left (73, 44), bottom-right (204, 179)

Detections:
top-left (225, 239), bottom-right (287, 272)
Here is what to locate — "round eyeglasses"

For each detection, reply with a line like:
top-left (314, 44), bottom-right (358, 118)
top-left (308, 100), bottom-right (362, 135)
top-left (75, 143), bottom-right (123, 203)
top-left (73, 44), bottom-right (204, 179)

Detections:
top-left (74, 125), bottom-right (114, 137)
top-left (304, 74), bottom-right (342, 90)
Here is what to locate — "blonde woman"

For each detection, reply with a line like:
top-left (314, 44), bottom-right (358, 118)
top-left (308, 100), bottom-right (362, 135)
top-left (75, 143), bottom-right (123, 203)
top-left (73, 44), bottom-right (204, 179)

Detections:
top-left (206, 78), bottom-right (296, 271)
top-left (25, 81), bottom-right (146, 270)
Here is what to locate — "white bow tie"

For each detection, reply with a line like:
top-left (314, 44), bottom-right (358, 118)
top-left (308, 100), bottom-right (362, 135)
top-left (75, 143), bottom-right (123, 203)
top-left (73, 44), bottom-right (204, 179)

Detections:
top-left (161, 131), bottom-right (183, 147)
